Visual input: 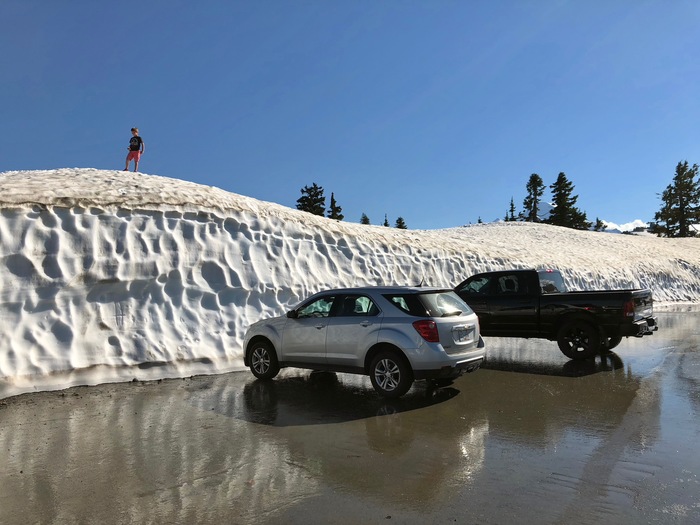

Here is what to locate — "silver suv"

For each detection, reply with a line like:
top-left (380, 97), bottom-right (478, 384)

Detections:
top-left (243, 286), bottom-right (485, 398)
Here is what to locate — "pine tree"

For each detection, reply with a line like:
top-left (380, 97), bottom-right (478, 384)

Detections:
top-left (326, 192), bottom-right (344, 221)
top-left (296, 183), bottom-right (326, 216)
top-left (395, 217), bottom-right (407, 229)
top-left (360, 213), bottom-right (370, 225)
top-left (508, 198), bottom-right (516, 221)
top-left (593, 217), bottom-right (607, 232)
top-left (522, 173), bottom-right (545, 222)
top-left (546, 172), bottom-right (591, 230)
top-left (653, 160), bottom-right (700, 237)
top-left (383, 214), bottom-right (390, 227)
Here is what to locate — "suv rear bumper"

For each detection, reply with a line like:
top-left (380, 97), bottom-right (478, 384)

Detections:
top-left (413, 334), bottom-right (485, 381)
top-left (413, 355), bottom-right (484, 380)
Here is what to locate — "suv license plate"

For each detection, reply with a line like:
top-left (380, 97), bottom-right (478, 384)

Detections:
top-left (453, 326), bottom-right (474, 343)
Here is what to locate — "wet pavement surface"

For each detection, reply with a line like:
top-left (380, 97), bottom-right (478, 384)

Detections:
top-left (1, 311), bottom-right (699, 524)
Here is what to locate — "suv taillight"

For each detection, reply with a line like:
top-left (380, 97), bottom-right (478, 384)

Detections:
top-left (623, 299), bottom-right (635, 318)
top-left (413, 320), bottom-right (439, 343)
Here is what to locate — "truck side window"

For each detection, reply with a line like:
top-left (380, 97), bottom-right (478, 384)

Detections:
top-left (496, 274), bottom-right (529, 295)
top-left (458, 276), bottom-right (491, 295)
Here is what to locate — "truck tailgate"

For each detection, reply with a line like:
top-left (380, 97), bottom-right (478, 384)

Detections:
top-left (631, 289), bottom-right (654, 320)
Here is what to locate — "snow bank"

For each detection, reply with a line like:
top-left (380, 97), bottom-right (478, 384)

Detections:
top-left (1, 168), bottom-right (699, 398)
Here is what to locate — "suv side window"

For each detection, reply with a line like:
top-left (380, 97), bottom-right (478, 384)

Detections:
top-left (297, 296), bottom-right (336, 318)
top-left (337, 295), bottom-right (380, 317)
top-left (384, 294), bottom-right (428, 316)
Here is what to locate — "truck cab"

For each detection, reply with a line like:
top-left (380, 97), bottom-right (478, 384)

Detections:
top-left (455, 269), bottom-right (658, 360)
top-left (454, 269), bottom-right (546, 337)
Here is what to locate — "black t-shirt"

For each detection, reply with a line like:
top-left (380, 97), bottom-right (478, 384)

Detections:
top-left (129, 136), bottom-right (143, 151)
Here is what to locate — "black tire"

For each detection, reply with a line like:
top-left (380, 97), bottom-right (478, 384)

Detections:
top-left (248, 340), bottom-right (280, 380)
top-left (369, 350), bottom-right (413, 398)
top-left (601, 334), bottom-right (622, 352)
top-left (557, 321), bottom-right (600, 360)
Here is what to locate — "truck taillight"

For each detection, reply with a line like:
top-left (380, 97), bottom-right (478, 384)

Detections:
top-left (413, 320), bottom-right (439, 342)
top-left (623, 299), bottom-right (635, 317)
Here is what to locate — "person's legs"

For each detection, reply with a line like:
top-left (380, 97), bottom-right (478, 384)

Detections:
top-left (125, 152), bottom-right (130, 170)
top-left (133, 151), bottom-right (141, 172)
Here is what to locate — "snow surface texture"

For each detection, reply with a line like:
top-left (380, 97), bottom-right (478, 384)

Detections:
top-left (1, 168), bottom-right (699, 398)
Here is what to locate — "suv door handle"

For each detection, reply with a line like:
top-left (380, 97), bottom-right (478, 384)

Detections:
top-left (315, 324), bottom-right (324, 330)
top-left (360, 321), bottom-right (371, 327)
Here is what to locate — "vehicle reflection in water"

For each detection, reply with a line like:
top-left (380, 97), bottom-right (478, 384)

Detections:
top-left (186, 371), bottom-right (490, 509)
top-left (4, 311), bottom-right (695, 524)
top-left (239, 371), bottom-right (458, 426)
top-left (466, 334), bottom-right (659, 447)
top-left (482, 350), bottom-right (625, 377)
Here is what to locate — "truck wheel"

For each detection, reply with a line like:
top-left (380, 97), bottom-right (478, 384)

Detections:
top-left (557, 321), bottom-right (600, 360)
top-left (601, 334), bottom-right (622, 352)
top-left (369, 350), bottom-right (414, 398)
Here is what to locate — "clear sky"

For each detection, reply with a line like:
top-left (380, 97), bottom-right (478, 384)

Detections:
top-left (2, 1), bottom-right (699, 230)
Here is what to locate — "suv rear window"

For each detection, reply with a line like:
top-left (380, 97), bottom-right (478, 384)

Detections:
top-left (384, 291), bottom-right (473, 317)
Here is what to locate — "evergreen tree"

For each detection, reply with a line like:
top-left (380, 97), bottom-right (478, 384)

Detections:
top-left (296, 183), bottom-right (326, 216)
top-left (383, 214), bottom-right (390, 227)
top-left (360, 213), bottom-right (370, 225)
top-left (522, 173), bottom-right (545, 222)
top-left (507, 197), bottom-right (517, 221)
top-left (545, 172), bottom-right (591, 230)
top-left (593, 217), bottom-right (607, 232)
top-left (326, 192), bottom-right (344, 221)
top-left (477, 217), bottom-right (483, 224)
top-left (395, 217), bottom-right (407, 229)
top-left (653, 160), bottom-right (700, 237)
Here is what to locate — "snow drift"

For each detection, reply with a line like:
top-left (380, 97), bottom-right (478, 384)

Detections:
top-left (1, 168), bottom-right (699, 398)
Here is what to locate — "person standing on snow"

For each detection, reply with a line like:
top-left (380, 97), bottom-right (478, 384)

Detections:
top-left (124, 127), bottom-right (145, 172)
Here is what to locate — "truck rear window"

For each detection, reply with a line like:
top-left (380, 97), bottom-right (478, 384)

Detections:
top-left (538, 270), bottom-right (567, 294)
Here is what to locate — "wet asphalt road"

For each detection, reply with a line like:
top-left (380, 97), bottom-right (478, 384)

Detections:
top-left (1, 311), bottom-right (699, 525)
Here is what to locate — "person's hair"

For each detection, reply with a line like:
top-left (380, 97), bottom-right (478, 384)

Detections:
top-left (131, 127), bottom-right (138, 132)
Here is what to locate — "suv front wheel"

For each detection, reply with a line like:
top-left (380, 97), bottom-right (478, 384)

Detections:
top-left (248, 341), bottom-right (280, 380)
top-left (369, 350), bottom-right (413, 398)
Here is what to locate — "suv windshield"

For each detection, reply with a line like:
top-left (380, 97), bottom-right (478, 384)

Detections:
top-left (384, 291), bottom-right (473, 317)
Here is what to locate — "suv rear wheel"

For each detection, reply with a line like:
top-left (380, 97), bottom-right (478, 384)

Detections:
top-left (369, 350), bottom-right (413, 398)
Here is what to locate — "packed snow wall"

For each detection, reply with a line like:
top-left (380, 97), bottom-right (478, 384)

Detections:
top-left (0, 202), bottom-right (496, 383)
top-left (1, 169), bottom-right (700, 394)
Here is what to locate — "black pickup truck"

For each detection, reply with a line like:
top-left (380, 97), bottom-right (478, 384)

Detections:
top-left (454, 269), bottom-right (658, 360)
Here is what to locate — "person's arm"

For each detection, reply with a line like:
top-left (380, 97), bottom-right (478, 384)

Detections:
top-left (140, 139), bottom-right (145, 153)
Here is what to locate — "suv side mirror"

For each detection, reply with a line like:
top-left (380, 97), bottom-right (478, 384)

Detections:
top-left (286, 310), bottom-right (298, 319)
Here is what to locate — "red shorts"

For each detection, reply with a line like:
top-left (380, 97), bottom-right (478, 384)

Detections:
top-left (127, 150), bottom-right (141, 161)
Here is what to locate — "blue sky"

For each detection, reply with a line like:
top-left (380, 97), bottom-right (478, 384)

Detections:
top-left (2, 1), bottom-right (699, 230)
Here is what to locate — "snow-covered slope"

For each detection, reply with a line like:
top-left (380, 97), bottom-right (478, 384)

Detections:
top-left (1, 168), bottom-right (699, 398)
